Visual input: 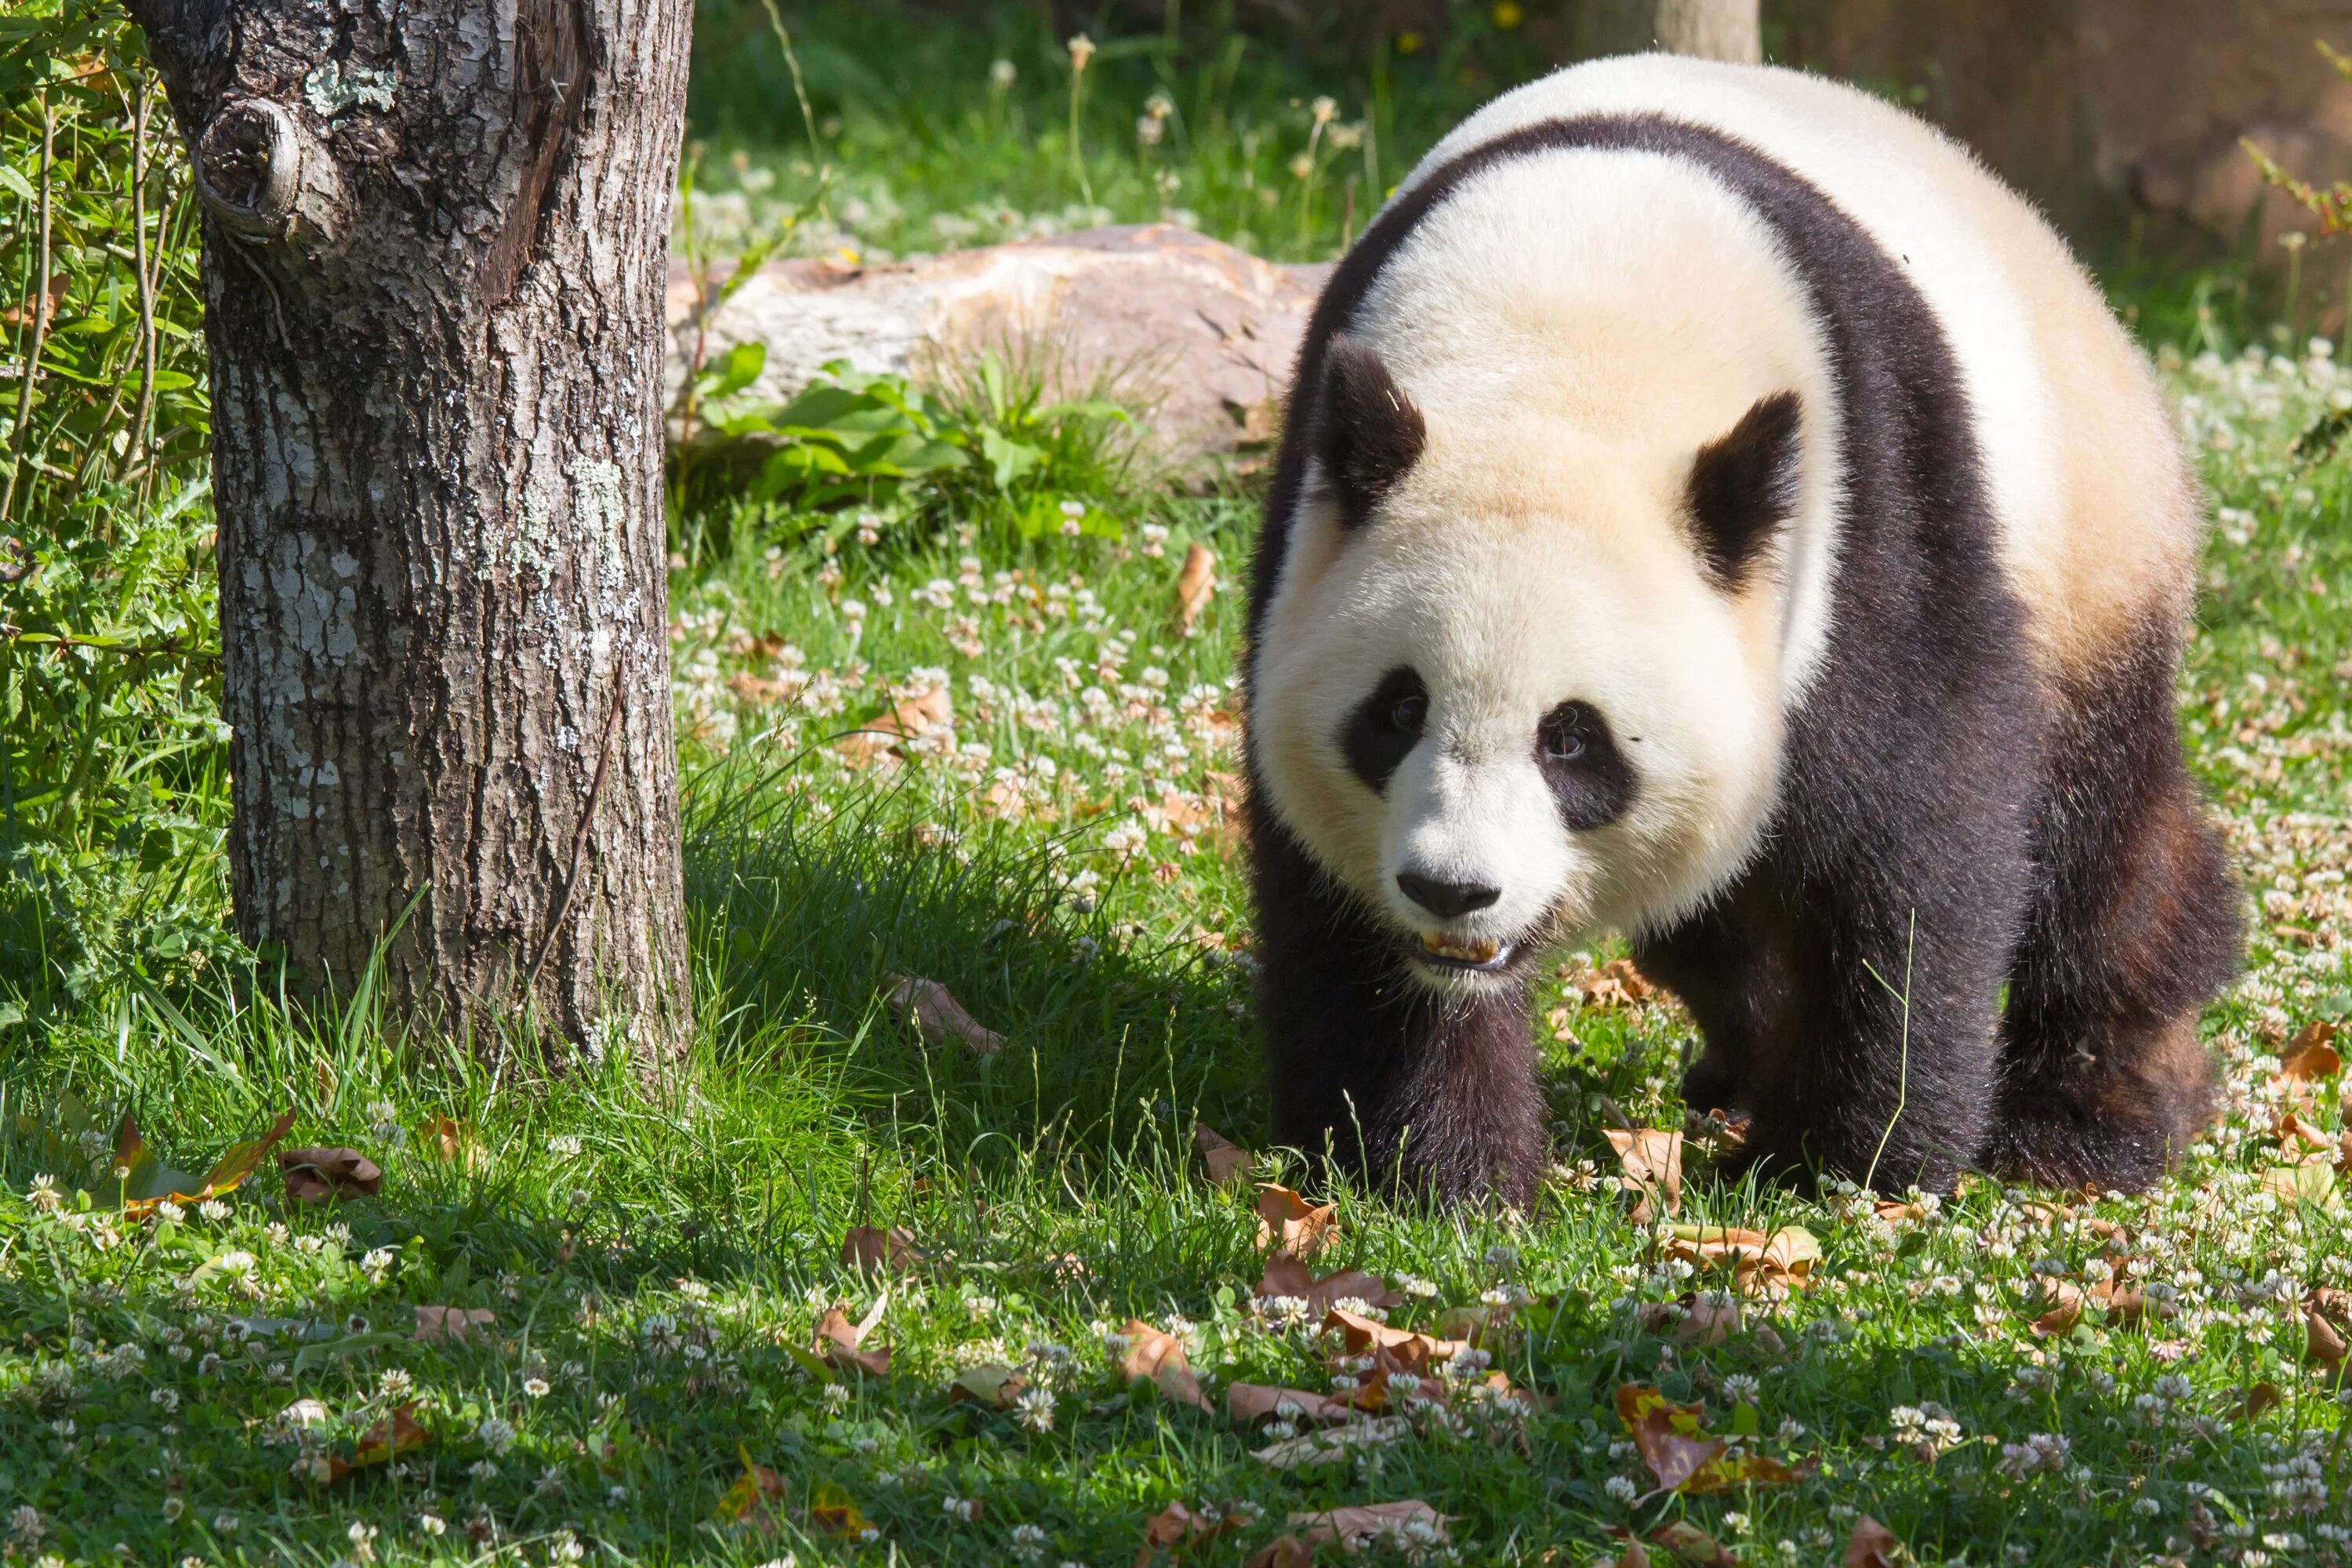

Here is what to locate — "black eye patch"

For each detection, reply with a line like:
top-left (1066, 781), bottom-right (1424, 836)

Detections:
top-left (1342, 666), bottom-right (1427, 794)
top-left (1536, 699), bottom-right (1635, 830)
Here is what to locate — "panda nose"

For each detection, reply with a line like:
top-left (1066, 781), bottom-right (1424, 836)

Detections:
top-left (1396, 872), bottom-right (1501, 919)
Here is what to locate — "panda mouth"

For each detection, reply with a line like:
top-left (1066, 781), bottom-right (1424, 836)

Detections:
top-left (1415, 931), bottom-right (1516, 973)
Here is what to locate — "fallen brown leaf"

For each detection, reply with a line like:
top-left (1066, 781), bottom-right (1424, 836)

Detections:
top-left (1323, 1307), bottom-right (1465, 1371)
top-left (1675, 1296), bottom-right (1742, 1348)
top-left (1842, 1516), bottom-right (1900, 1568)
top-left (713, 1450), bottom-right (787, 1533)
top-left (1250, 1417), bottom-right (1407, 1468)
top-left (418, 1115), bottom-right (486, 1172)
top-left (278, 1147), bottom-right (382, 1203)
top-left (809, 1482), bottom-right (874, 1537)
top-left (947, 1363), bottom-right (1030, 1409)
top-left (2281, 1019), bottom-right (2343, 1081)
top-left (817, 1296), bottom-right (891, 1377)
top-left (840, 1225), bottom-right (924, 1274)
top-left (1615, 1384), bottom-right (1809, 1497)
top-left (1254, 1183), bottom-right (1337, 1254)
top-left (1604, 1127), bottom-right (1682, 1221)
top-left (2276, 1109), bottom-right (2334, 1152)
top-left (1194, 1122), bottom-right (1254, 1186)
top-left (1254, 1253), bottom-right (1403, 1316)
top-left (413, 1305), bottom-right (497, 1344)
top-left (882, 975), bottom-right (1006, 1055)
top-left (2306, 1308), bottom-right (2348, 1372)
top-left (2233, 1381), bottom-right (2282, 1421)
top-left (1646, 1521), bottom-right (1737, 1567)
top-left (1663, 1223), bottom-right (1820, 1294)
top-left (1136, 1500), bottom-right (1247, 1566)
top-left (1287, 1501), bottom-right (1448, 1555)
top-left (2260, 1160), bottom-right (2338, 1203)
top-left (1118, 1319), bottom-right (1210, 1411)
top-left (325, 1401), bottom-right (430, 1481)
top-left (837, 687), bottom-right (953, 768)
top-left (1225, 1381), bottom-right (1355, 1425)
top-left (1173, 542), bottom-right (1217, 630)
top-left (2029, 1279), bottom-right (2085, 1338)
top-left (1568, 956), bottom-right (1655, 1009)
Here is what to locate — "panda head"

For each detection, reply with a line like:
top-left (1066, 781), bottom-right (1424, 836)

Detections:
top-left (1251, 329), bottom-right (1813, 990)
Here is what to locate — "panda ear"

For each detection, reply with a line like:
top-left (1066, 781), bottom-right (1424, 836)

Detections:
top-left (1686, 391), bottom-right (1802, 590)
top-left (1312, 333), bottom-right (1427, 528)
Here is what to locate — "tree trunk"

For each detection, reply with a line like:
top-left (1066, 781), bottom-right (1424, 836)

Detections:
top-left (125, 0), bottom-right (694, 1060)
top-left (1576, 0), bottom-right (1762, 63)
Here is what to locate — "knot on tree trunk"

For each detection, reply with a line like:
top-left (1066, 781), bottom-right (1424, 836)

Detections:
top-left (196, 98), bottom-right (347, 247)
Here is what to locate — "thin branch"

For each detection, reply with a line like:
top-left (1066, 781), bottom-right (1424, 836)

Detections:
top-left (2, 94), bottom-right (56, 525)
top-left (119, 73), bottom-right (161, 485)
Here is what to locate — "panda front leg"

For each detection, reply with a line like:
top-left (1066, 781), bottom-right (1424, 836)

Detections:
top-left (1646, 833), bottom-right (2027, 1195)
top-left (1250, 813), bottom-right (1548, 1205)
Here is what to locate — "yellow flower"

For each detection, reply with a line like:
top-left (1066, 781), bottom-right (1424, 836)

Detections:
top-left (1396, 31), bottom-right (1423, 55)
top-left (1491, 0), bottom-right (1523, 28)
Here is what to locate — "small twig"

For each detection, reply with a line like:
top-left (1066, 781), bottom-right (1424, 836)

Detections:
top-left (1861, 911), bottom-right (1918, 1196)
top-left (523, 645), bottom-right (630, 990)
top-left (118, 74), bottom-right (161, 486)
top-left (2, 93), bottom-right (57, 525)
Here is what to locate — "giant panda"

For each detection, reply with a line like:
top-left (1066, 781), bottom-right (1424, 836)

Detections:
top-left (1242, 54), bottom-right (2242, 1204)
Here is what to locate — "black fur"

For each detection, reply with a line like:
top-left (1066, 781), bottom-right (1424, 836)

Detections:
top-left (1687, 392), bottom-right (1804, 590)
top-left (1537, 699), bottom-right (1636, 832)
top-left (1243, 112), bottom-right (2239, 1202)
top-left (1314, 334), bottom-right (1428, 528)
top-left (1341, 666), bottom-right (1427, 794)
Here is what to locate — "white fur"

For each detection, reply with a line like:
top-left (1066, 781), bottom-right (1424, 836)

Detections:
top-left (1256, 56), bottom-right (2186, 982)
top-left (1256, 149), bottom-right (1814, 971)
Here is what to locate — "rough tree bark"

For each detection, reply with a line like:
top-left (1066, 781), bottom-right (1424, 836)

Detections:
top-left (123, 0), bottom-right (694, 1060)
top-left (1577, 0), bottom-right (1763, 62)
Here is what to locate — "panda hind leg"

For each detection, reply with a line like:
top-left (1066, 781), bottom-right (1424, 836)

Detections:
top-left (1982, 641), bottom-right (2242, 1192)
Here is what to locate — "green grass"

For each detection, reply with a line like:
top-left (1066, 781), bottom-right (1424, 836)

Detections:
top-left (5, 5), bottom-right (2352, 1565)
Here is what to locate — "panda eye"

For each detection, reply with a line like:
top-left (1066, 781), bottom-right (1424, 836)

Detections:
top-left (1539, 702), bottom-right (1592, 762)
top-left (1390, 692), bottom-right (1426, 733)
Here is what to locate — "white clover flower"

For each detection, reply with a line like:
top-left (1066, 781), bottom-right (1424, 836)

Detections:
top-left (213, 1513), bottom-right (240, 1533)
top-left (1016, 1385), bottom-right (1057, 1432)
top-left (1011, 1523), bottom-right (1049, 1562)
top-left (546, 1134), bottom-right (583, 1158)
top-left (474, 1416), bottom-right (517, 1454)
top-left (523, 1377), bottom-right (550, 1398)
top-left (416, 1513), bottom-right (446, 1537)
top-left (1603, 1475), bottom-right (1639, 1503)
top-left (198, 1200), bottom-right (230, 1221)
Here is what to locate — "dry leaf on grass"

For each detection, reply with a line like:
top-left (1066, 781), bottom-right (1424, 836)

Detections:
top-left (1323, 1307), bottom-right (1466, 1370)
top-left (2029, 1279), bottom-right (2086, 1338)
top-left (1567, 956), bottom-right (1655, 1009)
top-left (1117, 1319), bottom-right (1211, 1410)
top-left (418, 1115), bottom-right (486, 1171)
top-left (1226, 1381), bottom-right (1356, 1426)
top-left (1615, 1384), bottom-right (1809, 1497)
top-left (2234, 1381), bottom-right (2283, 1421)
top-left (882, 975), bottom-right (1006, 1055)
top-left (278, 1146), bottom-right (382, 1203)
top-left (2281, 1019), bottom-right (2343, 1081)
top-left (1279, 1501), bottom-right (1448, 1556)
top-left (2260, 1160), bottom-right (2338, 1203)
top-left (324, 1401), bottom-right (430, 1482)
top-left (413, 1305), bottom-right (497, 1344)
top-left (1137, 1500), bottom-right (1249, 1566)
top-left (1663, 1223), bottom-right (1820, 1294)
top-left (713, 1449), bottom-right (787, 1534)
top-left (1254, 1253), bottom-right (1403, 1316)
top-left (1254, 1183), bottom-right (1337, 1254)
top-left (837, 686), bottom-right (953, 769)
top-left (1173, 542), bottom-right (1217, 630)
top-left (116, 1108), bottom-right (298, 1218)
top-left (810, 1482), bottom-right (875, 1537)
top-left (816, 1295), bottom-right (891, 1377)
top-left (1250, 1417), bottom-right (1408, 1469)
top-left (2306, 1306), bottom-right (2348, 1371)
top-left (1604, 1127), bottom-right (1682, 1221)
top-left (1842, 1517), bottom-right (1901, 1568)
top-left (2276, 1110), bottom-right (2334, 1152)
top-left (1194, 1122), bottom-right (1254, 1186)
top-left (948, 1364), bottom-right (1031, 1409)
top-left (1643, 1521), bottom-right (1737, 1568)
top-left (840, 1224), bottom-right (924, 1274)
